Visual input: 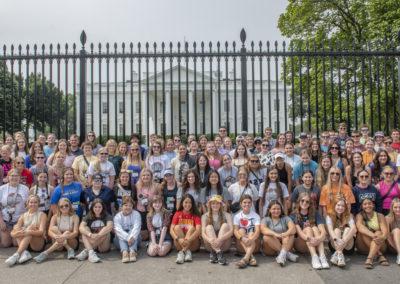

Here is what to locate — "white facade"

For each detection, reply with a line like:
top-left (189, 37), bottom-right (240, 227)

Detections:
top-left (77, 66), bottom-right (290, 139)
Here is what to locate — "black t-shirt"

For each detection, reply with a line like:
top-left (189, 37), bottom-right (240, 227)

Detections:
top-left (163, 185), bottom-right (178, 214)
top-left (83, 213), bottom-right (112, 233)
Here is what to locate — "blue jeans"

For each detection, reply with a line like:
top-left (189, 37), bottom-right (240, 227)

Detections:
top-left (114, 235), bottom-right (141, 252)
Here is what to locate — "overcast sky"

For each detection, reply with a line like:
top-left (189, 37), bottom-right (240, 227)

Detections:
top-left (1, 0), bottom-right (288, 47)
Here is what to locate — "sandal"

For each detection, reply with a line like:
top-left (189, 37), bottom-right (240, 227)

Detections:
top-left (378, 255), bottom-right (389, 266)
top-left (364, 258), bottom-right (373, 269)
top-left (236, 258), bottom-right (248, 269)
top-left (248, 255), bottom-right (258, 267)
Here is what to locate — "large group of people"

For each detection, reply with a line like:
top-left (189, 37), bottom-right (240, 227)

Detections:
top-left (1, 124), bottom-right (400, 270)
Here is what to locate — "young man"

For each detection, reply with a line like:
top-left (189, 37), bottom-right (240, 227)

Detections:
top-left (359, 124), bottom-right (370, 145)
top-left (263, 127), bottom-right (276, 149)
top-left (335, 123), bottom-right (349, 151)
top-left (319, 131), bottom-right (330, 153)
top-left (351, 130), bottom-right (364, 152)
top-left (218, 126), bottom-right (228, 140)
top-left (391, 129), bottom-right (400, 153)
top-left (294, 133), bottom-right (309, 155)
top-left (69, 134), bottom-right (83, 157)
top-left (44, 133), bottom-right (56, 158)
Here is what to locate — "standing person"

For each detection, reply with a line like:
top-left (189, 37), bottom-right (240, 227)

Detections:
top-left (146, 196), bottom-right (172, 257)
top-left (374, 131), bottom-right (385, 152)
top-left (260, 200), bottom-right (298, 266)
top-left (233, 194), bottom-right (261, 268)
top-left (326, 199), bottom-right (357, 267)
top-left (218, 154), bottom-right (238, 192)
top-left (87, 148), bottom-right (116, 189)
top-left (46, 139), bottom-right (75, 168)
top-left (106, 139), bottom-right (124, 178)
top-left (345, 151), bottom-right (365, 187)
top-left (163, 139), bottom-right (177, 164)
top-left (291, 171), bottom-right (320, 211)
top-left (271, 134), bottom-right (286, 155)
top-left (360, 124), bottom-right (370, 145)
top-left (198, 135), bottom-right (208, 152)
top-left (193, 154), bottom-right (212, 188)
top-left (384, 137), bottom-right (398, 165)
top-left (263, 127), bottom-right (276, 149)
top-left (84, 174), bottom-right (115, 215)
top-left (356, 198), bottom-right (389, 269)
top-left (205, 142), bottom-right (222, 170)
top-left (160, 169), bottom-right (179, 214)
top-left (252, 137), bottom-right (263, 155)
top-left (309, 139), bottom-right (322, 163)
top-left (369, 149), bottom-right (397, 185)
top-left (114, 170), bottom-right (136, 211)
top-left (246, 155), bottom-right (267, 191)
top-left (283, 143), bottom-right (301, 168)
top-left (328, 142), bottom-right (348, 174)
top-left (352, 130), bottom-right (365, 152)
top-left (319, 167), bottom-right (355, 217)
top-left (285, 131), bottom-right (294, 144)
top-left (202, 170), bottom-right (231, 208)
top-left (13, 156), bottom-right (34, 188)
top-left (29, 172), bottom-right (54, 216)
top-left (201, 195), bottom-right (233, 265)
top-left (362, 139), bottom-right (376, 166)
top-left (121, 142), bottom-right (144, 185)
top-left (222, 137), bottom-right (234, 156)
top-left (12, 137), bottom-right (29, 159)
top-left (49, 152), bottom-right (66, 187)
top-left (274, 153), bottom-right (293, 192)
top-left (228, 167), bottom-right (259, 213)
top-left (292, 150), bottom-right (318, 186)
top-left (0, 169), bottom-right (29, 248)
top-left (24, 141), bottom-right (43, 169)
top-left (188, 140), bottom-right (200, 160)
top-left (44, 133), bottom-right (56, 158)
top-left (117, 141), bottom-right (129, 161)
top-left (319, 132), bottom-right (331, 153)
top-left (72, 141), bottom-right (97, 188)
top-left (170, 144), bottom-right (196, 186)
top-left (33, 198), bottom-right (80, 263)
top-left (4, 195), bottom-right (47, 266)
top-left (113, 196), bottom-right (141, 263)
top-left (375, 165), bottom-right (400, 215)
top-left (50, 168), bottom-right (85, 218)
top-left (145, 140), bottom-right (170, 183)
top-left (258, 140), bottom-right (274, 168)
top-left (259, 167), bottom-right (290, 217)
top-left (86, 131), bottom-right (103, 155)
top-left (129, 133), bottom-right (147, 160)
top-left (315, 155), bottom-right (332, 189)
top-left (170, 194), bottom-right (202, 264)
top-left (352, 170), bottom-right (382, 214)
top-left (1, 145), bottom-right (13, 181)
top-left (335, 123), bottom-right (349, 151)
top-left (29, 151), bottom-right (54, 184)
top-left (177, 169), bottom-right (204, 211)
top-left (386, 198), bottom-right (400, 265)
top-left (390, 129), bottom-right (400, 153)
top-left (75, 199), bottom-right (113, 263)
top-left (291, 193), bottom-right (329, 269)
top-left (69, 134), bottom-right (83, 157)
top-left (294, 133), bottom-right (309, 155)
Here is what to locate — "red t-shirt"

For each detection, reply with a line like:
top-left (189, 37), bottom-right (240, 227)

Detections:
top-left (171, 211), bottom-right (201, 232)
top-left (392, 141), bottom-right (400, 153)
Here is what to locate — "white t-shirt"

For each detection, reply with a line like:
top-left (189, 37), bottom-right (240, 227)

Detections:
top-left (258, 181), bottom-right (289, 218)
top-left (0, 183), bottom-right (29, 223)
top-left (87, 160), bottom-right (116, 186)
top-left (326, 215), bottom-right (355, 228)
top-left (233, 210), bottom-right (260, 234)
top-left (228, 182), bottom-right (259, 211)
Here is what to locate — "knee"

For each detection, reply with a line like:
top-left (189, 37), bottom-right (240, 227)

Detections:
top-left (147, 247), bottom-right (157, 257)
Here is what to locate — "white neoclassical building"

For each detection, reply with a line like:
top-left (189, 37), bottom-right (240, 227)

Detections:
top-left (78, 66), bottom-right (290, 139)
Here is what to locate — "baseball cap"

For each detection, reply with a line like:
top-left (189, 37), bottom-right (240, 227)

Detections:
top-left (374, 131), bottom-right (384, 137)
top-left (92, 174), bottom-right (103, 181)
top-left (299, 133), bottom-right (308, 139)
top-left (163, 169), bottom-right (174, 177)
top-left (254, 137), bottom-right (262, 144)
top-left (274, 153), bottom-right (285, 160)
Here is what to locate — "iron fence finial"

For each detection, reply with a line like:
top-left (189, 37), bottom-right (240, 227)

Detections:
top-left (240, 28), bottom-right (246, 46)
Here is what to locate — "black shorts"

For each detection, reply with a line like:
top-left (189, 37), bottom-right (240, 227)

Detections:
top-left (139, 211), bottom-right (147, 231)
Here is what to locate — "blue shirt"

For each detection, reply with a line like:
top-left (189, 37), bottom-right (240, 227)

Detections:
top-left (51, 182), bottom-right (84, 217)
top-left (292, 160), bottom-right (318, 182)
top-left (84, 186), bottom-right (115, 215)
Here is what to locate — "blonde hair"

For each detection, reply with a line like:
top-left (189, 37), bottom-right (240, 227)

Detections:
top-left (105, 139), bottom-right (118, 155)
top-left (57, 198), bottom-right (75, 216)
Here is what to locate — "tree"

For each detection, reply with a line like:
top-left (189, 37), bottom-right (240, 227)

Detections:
top-left (278, 0), bottom-right (400, 134)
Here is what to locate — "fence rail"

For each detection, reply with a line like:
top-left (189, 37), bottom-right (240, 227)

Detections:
top-left (1, 29), bottom-right (400, 143)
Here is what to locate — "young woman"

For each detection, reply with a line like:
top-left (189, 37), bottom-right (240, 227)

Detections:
top-left (375, 165), bottom-right (400, 215)
top-left (352, 170), bottom-right (382, 214)
top-left (362, 139), bottom-right (376, 166)
top-left (163, 139), bottom-right (176, 164)
top-left (246, 154), bottom-right (268, 191)
top-left (328, 142), bottom-right (347, 174)
top-left (218, 154), bottom-right (238, 191)
top-left (5, 195), bottom-right (47, 266)
top-left (29, 151), bottom-right (54, 184)
top-left (232, 144), bottom-right (249, 168)
top-left (33, 198), bottom-right (80, 263)
top-left (25, 141), bottom-right (44, 169)
top-left (188, 140), bottom-right (200, 160)
top-left (71, 141), bottom-right (96, 188)
top-left (13, 156), bottom-right (34, 188)
top-left (145, 140), bottom-right (170, 183)
top-left (84, 174), bottom-right (115, 215)
top-left (160, 169), bottom-right (179, 214)
top-left (291, 193), bottom-right (329, 269)
top-left (283, 143), bottom-right (301, 169)
top-left (87, 148), bottom-right (116, 189)
top-left (135, 168), bottom-right (160, 240)
top-left (319, 166), bottom-right (355, 217)
top-left (106, 139), bottom-right (124, 178)
top-left (292, 149), bottom-right (318, 186)
top-left (170, 144), bottom-right (196, 186)
top-left (291, 170), bottom-right (320, 211)
top-left (326, 199), bottom-right (357, 267)
top-left (204, 141), bottom-right (222, 170)
top-left (356, 198), bottom-right (389, 269)
top-left (114, 169), bottom-right (136, 211)
top-left (50, 167), bottom-right (84, 218)
top-left (271, 133), bottom-right (286, 155)
top-left (146, 195), bottom-right (172, 257)
top-left (198, 135), bottom-right (208, 152)
top-left (222, 137), bottom-right (234, 156)
top-left (369, 149), bottom-right (397, 185)
top-left (274, 153), bottom-right (293, 192)
top-left (44, 133), bottom-right (56, 158)
top-left (386, 198), bottom-right (400, 265)
top-left (315, 155), bottom-right (332, 189)
top-left (261, 200), bottom-right (298, 266)
top-left (309, 138), bottom-right (322, 163)
top-left (121, 142), bottom-right (144, 185)
top-left (201, 195), bottom-right (233, 265)
top-left (259, 167), bottom-right (290, 217)
top-left (76, 198), bottom-right (113, 263)
top-left (194, 154), bottom-right (212, 188)
top-left (0, 169), bottom-right (29, 248)
top-left (228, 167), bottom-right (259, 213)
top-left (117, 141), bottom-right (129, 161)
top-left (29, 172), bottom-right (54, 217)
top-left (170, 193), bottom-right (202, 264)
top-left (12, 137), bottom-right (29, 159)
top-left (1, 145), bottom-right (14, 181)
top-left (233, 194), bottom-right (261, 268)
top-left (345, 151), bottom-right (365, 187)
top-left (203, 170), bottom-right (231, 208)
top-left (343, 139), bottom-right (355, 164)
top-left (86, 131), bottom-right (102, 155)
top-left (46, 139), bottom-right (75, 168)
top-left (177, 169), bottom-right (204, 211)
top-left (113, 196), bottom-right (141, 263)
top-left (49, 152), bottom-right (66, 187)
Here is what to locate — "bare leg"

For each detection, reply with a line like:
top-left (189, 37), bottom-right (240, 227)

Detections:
top-left (262, 235), bottom-right (282, 256)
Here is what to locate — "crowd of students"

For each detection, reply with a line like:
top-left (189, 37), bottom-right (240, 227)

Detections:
top-left (1, 124), bottom-right (400, 270)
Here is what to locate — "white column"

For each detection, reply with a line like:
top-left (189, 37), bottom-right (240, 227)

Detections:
top-left (165, 91), bottom-right (171, 135)
top-left (188, 91), bottom-right (195, 135)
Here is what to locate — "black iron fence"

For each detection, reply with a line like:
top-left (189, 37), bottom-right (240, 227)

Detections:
top-left (1, 29), bottom-right (400, 143)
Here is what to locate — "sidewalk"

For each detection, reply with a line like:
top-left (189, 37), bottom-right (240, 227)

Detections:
top-left (0, 248), bottom-right (399, 284)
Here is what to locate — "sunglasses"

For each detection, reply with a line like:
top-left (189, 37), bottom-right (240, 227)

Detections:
top-left (262, 144), bottom-right (268, 147)
top-left (60, 204), bottom-right (69, 209)
top-left (384, 172), bottom-right (394, 176)
top-left (330, 172), bottom-right (340, 176)
top-left (359, 175), bottom-right (369, 179)
top-left (36, 156), bottom-right (45, 159)
top-left (352, 135), bottom-right (360, 138)
top-left (250, 160), bottom-right (259, 163)
top-left (300, 199), bottom-right (310, 204)
top-left (100, 153), bottom-right (108, 155)
top-left (330, 147), bottom-right (339, 150)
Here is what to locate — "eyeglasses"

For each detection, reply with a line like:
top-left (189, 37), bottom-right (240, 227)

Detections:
top-left (262, 144), bottom-right (268, 147)
top-left (60, 204), bottom-right (69, 209)
top-left (383, 172), bottom-right (394, 176)
top-left (361, 128), bottom-right (369, 132)
top-left (330, 172), bottom-right (340, 176)
top-left (359, 175), bottom-right (369, 179)
top-left (16, 162), bottom-right (24, 164)
top-left (93, 179), bottom-right (102, 182)
top-left (352, 135), bottom-right (360, 138)
top-left (300, 199), bottom-right (310, 204)
top-left (100, 153), bottom-right (108, 155)
top-left (330, 147), bottom-right (339, 150)
top-left (250, 160), bottom-right (259, 163)
top-left (321, 136), bottom-right (329, 139)
top-left (36, 156), bottom-right (45, 159)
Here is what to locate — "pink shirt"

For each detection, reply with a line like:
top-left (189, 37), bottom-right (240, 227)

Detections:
top-left (208, 158), bottom-right (222, 170)
top-left (378, 181), bottom-right (400, 210)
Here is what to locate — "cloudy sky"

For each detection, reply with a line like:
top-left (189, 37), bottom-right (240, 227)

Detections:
top-left (1, 0), bottom-right (288, 47)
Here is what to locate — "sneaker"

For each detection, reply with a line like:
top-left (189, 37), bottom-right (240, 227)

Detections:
top-left (184, 250), bottom-right (192, 262)
top-left (33, 252), bottom-right (48, 263)
top-left (176, 251), bottom-right (185, 264)
top-left (67, 248), bottom-right (75, 260)
top-left (397, 255), bottom-right (400, 265)
top-left (121, 251), bottom-right (129, 263)
top-left (209, 251), bottom-right (218, 263)
top-left (337, 253), bottom-right (346, 267)
top-left (18, 250), bottom-right (32, 264)
top-left (248, 255), bottom-right (258, 266)
top-left (216, 251), bottom-right (227, 265)
top-left (88, 250), bottom-right (101, 263)
top-left (76, 249), bottom-right (88, 261)
top-left (330, 251), bottom-right (338, 266)
top-left (286, 251), bottom-right (299, 263)
top-left (319, 255), bottom-right (330, 269)
top-left (129, 251), bottom-right (137, 262)
top-left (276, 251), bottom-right (287, 266)
top-left (5, 253), bottom-right (20, 267)
top-left (311, 255), bottom-right (322, 270)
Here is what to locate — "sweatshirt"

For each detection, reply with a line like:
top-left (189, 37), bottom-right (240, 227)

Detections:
top-left (113, 210), bottom-right (142, 242)
top-left (351, 184), bottom-right (382, 214)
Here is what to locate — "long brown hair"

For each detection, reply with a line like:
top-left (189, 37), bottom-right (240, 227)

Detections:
top-left (293, 192), bottom-right (316, 226)
top-left (262, 166), bottom-right (283, 203)
top-left (327, 198), bottom-right (350, 229)
top-left (206, 199), bottom-right (226, 228)
top-left (147, 195), bottom-right (168, 218)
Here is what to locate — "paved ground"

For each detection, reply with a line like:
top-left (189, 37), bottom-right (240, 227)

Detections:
top-left (0, 247), bottom-right (399, 284)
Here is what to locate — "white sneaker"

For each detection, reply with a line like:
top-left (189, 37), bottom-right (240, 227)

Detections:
top-left (319, 255), bottom-right (330, 269)
top-left (33, 252), bottom-right (48, 263)
top-left (76, 249), bottom-right (88, 261)
top-left (337, 252), bottom-right (345, 267)
top-left (311, 255), bottom-right (322, 269)
top-left (276, 251), bottom-right (287, 266)
top-left (330, 251), bottom-right (338, 265)
top-left (184, 250), bottom-right (192, 262)
top-left (18, 250), bottom-right (32, 264)
top-left (5, 253), bottom-right (20, 267)
top-left (88, 250), bottom-right (101, 263)
top-left (67, 248), bottom-right (75, 259)
top-left (176, 251), bottom-right (185, 264)
top-left (397, 254), bottom-right (400, 265)
top-left (286, 251), bottom-right (299, 262)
